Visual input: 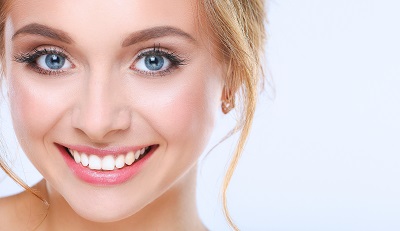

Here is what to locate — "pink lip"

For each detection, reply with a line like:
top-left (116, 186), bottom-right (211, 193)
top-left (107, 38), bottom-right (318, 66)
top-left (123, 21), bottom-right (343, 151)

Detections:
top-left (57, 144), bottom-right (157, 186)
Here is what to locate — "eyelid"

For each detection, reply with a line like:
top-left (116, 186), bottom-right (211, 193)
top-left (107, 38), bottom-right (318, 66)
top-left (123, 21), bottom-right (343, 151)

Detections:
top-left (15, 46), bottom-right (72, 62)
top-left (130, 46), bottom-right (187, 77)
top-left (134, 47), bottom-right (167, 59)
top-left (13, 46), bottom-right (75, 76)
top-left (13, 45), bottom-right (187, 77)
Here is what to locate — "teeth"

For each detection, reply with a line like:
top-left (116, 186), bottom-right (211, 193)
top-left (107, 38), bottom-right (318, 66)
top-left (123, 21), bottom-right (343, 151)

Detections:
top-left (68, 146), bottom-right (151, 171)
top-left (134, 150), bottom-right (140, 160)
top-left (115, 155), bottom-right (125, 169)
top-left (102, 155), bottom-right (115, 171)
top-left (89, 155), bottom-right (102, 170)
top-left (73, 150), bottom-right (81, 164)
top-left (125, 151), bottom-right (135, 166)
top-left (81, 153), bottom-right (89, 167)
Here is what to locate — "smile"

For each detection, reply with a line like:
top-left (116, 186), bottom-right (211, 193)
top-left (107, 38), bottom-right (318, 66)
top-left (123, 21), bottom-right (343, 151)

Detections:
top-left (58, 144), bottom-right (158, 185)
top-left (66, 146), bottom-right (152, 171)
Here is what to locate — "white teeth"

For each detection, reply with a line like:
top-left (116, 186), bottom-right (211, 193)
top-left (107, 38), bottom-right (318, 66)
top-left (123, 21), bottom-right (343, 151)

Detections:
top-left (68, 146), bottom-right (151, 170)
top-left (73, 150), bottom-right (81, 164)
top-left (81, 153), bottom-right (89, 167)
top-left (134, 150), bottom-right (140, 160)
top-left (102, 155), bottom-right (115, 171)
top-left (125, 151), bottom-right (135, 166)
top-left (89, 155), bottom-right (102, 170)
top-left (115, 155), bottom-right (125, 169)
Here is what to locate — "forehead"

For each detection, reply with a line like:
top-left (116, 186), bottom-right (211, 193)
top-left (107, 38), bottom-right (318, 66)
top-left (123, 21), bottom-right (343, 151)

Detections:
top-left (8, 0), bottom-right (202, 43)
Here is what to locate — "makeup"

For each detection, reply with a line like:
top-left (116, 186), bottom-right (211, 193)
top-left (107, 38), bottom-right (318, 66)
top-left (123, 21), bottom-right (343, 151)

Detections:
top-left (5, 0), bottom-right (224, 224)
top-left (57, 144), bottom-right (158, 186)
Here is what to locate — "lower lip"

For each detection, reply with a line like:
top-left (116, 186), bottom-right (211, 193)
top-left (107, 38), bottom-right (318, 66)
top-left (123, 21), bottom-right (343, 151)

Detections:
top-left (58, 145), bottom-right (156, 186)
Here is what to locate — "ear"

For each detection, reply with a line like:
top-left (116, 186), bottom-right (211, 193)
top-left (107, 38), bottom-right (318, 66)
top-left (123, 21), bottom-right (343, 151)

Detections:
top-left (221, 85), bottom-right (236, 114)
top-left (220, 58), bottom-right (240, 114)
top-left (220, 85), bottom-right (231, 101)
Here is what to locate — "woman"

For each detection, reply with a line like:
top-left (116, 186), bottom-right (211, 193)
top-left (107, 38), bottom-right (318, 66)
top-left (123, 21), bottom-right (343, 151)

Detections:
top-left (0, 0), bottom-right (266, 230)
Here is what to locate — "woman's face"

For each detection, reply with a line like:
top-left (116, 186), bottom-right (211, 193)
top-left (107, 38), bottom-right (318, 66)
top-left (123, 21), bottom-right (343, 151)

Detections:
top-left (4, 0), bottom-right (223, 222)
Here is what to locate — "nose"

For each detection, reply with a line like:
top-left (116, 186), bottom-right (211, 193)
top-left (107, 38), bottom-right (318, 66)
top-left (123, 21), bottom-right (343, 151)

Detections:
top-left (72, 72), bottom-right (131, 142)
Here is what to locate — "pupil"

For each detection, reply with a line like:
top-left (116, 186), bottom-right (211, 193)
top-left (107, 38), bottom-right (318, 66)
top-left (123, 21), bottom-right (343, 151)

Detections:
top-left (145, 55), bottom-right (164, 71)
top-left (45, 54), bottom-right (65, 69)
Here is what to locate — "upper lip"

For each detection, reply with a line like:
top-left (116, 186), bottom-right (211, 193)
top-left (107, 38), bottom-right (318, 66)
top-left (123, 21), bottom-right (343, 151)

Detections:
top-left (58, 143), bottom-right (153, 157)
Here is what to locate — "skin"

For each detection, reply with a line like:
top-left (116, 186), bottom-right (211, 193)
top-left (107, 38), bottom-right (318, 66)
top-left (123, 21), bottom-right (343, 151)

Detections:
top-left (0, 0), bottom-right (225, 230)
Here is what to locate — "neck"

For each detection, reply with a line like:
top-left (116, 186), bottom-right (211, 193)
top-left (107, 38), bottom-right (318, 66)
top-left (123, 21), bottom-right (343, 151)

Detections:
top-left (34, 166), bottom-right (206, 231)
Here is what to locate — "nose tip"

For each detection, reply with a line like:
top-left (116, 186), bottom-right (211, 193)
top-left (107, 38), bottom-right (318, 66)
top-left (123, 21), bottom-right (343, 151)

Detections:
top-left (70, 68), bottom-right (131, 142)
top-left (72, 104), bottom-right (131, 142)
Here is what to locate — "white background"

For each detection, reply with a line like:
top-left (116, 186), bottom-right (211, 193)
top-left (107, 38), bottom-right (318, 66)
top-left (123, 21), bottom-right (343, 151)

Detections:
top-left (1, 1), bottom-right (400, 230)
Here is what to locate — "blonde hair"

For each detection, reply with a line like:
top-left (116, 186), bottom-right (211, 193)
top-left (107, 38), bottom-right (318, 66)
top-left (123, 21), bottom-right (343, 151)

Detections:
top-left (0, 0), bottom-right (266, 230)
top-left (200, 0), bottom-right (266, 229)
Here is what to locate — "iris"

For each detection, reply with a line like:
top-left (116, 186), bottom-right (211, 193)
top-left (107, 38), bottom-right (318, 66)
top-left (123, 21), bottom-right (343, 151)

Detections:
top-left (145, 55), bottom-right (164, 71)
top-left (45, 54), bottom-right (65, 70)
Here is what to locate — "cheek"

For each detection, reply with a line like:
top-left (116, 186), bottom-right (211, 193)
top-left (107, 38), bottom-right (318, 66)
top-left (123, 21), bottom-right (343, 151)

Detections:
top-left (9, 80), bottom-right (44, 143)
top-left (161, 85), bottom-right (213, 139)
top-left (143, 66), bottom-right (222, 152)
top-left (7, 72), bottom-right (68, 156)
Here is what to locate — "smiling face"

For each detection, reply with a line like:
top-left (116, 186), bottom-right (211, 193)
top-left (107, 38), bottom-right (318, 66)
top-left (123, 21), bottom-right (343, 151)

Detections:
top-left (4, 0), bottom-right (224, 222)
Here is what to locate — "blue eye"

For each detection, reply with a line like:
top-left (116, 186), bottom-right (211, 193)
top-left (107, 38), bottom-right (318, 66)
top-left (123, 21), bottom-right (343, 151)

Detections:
top-left (145, 55), bottom-right (165, 71)
top-left (13, 47), bottom-right (74, 75)
top-left (135, 54), bottom-right (171, 73)
top-left (37, 53), bottom-right (71, 70)
top-left (131, 47), bottom-right (187, 76)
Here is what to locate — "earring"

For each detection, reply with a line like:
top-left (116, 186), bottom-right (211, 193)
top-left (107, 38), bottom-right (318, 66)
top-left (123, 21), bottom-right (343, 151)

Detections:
top-left (221, 97), bottom-right (235, 114)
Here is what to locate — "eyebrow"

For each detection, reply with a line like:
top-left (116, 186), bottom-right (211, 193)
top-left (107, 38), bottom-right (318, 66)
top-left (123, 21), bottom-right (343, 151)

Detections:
top-left (121, 26), bottom-right (196, 47)
top-left (12, 23), bottom-right (196, 47)
top-left (12, 23), bottom-right (73, 44)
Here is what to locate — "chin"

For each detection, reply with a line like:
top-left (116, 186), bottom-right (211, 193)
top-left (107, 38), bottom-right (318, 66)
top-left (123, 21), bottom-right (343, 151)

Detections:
top-left (53, 183), bottom-right (150, 223)
top-left (69, 199), bottom-right (146, 223)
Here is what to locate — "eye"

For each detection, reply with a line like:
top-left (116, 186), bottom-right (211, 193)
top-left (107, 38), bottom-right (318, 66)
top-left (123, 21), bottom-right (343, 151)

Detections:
top-left (37, 54), bottom-right (72, 70)
top-left (135, 54), bottom-right (171, 72)
top-left (13, 47), bottom-right (74, 75)
top-left (131, 46), bottom-right (186, 76)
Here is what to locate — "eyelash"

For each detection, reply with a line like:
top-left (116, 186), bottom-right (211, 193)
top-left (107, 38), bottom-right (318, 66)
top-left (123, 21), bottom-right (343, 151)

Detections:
top-left (132, 45), bottom-right (187, 77)
top-left (13, 47), bottom-right (70, 76)
top-left (13, 45), bottom-right (187, 77)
